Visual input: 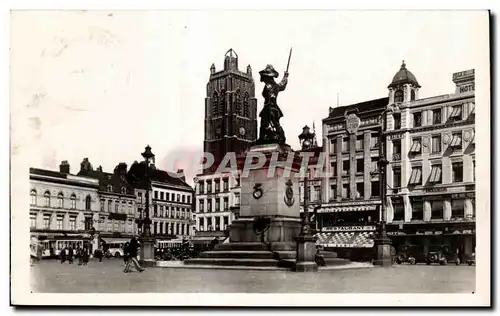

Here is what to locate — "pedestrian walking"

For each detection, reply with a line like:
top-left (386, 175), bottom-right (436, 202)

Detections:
top-left (68, 246), bottom-right (74, 264)
top-left (81, 246), bottom-right (90, 265)
top-left (123, 237), bottom-right (145, 273)
top-left (123, 242), bottom-right (131, 273)
top-left (60, 247), bottom-right (67, 264)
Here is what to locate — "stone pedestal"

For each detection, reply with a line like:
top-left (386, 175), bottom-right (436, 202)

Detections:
top-left (229, 143), bottom-right (303, 246)
top-left (295, 235), bottom-right (318, 272)
top-left (373, 236), bottom-right (393, 267)
top-left (139, 236), bottom-right (156, 267)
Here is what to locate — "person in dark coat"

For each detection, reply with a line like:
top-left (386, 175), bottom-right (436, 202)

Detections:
top-left (81, 246), bottom-right (90, 265)
top-left (122, 242), bottom-right (130, 272)
top-left (123, 237), bottom-right (144, 273)
top-left (68, 247), bottom-right (74, 264)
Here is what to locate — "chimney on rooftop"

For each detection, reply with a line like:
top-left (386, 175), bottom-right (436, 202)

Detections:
top-left (177, 169), bottom-right (186, 182)
top-left (59, 161), bottom-right (70, 174)
top-left (114, 162), bottom-right (128, 175)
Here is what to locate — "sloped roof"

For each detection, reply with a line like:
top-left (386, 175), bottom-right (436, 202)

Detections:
top-left (326, 97), bottom-right (388, 120)
top-left (127, 161), bottom-right (193, 191)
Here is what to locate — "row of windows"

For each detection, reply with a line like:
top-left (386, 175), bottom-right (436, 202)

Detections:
top-left (31, 213), bottom-right (84, 230)
top-left (393, 104), bottom-right (470, 130)
top-left (329, 158), bottom-right (379, 176)
top-left (146, 191), bottom-right (191, 204)
top-left (100, 199), bottom-right (134, 215)
top-left (152, 221), bottom-right (190, 236)
top-left (393, 160), bottom-right (474, 187)
top-left (97, 218), bottom-right (134, 233)
top-left (392, 198), bottom-right (475, 221)
top-left (299, 185), bottom-right (322, 202)
top-left (31, 190), bottom-right (92, 210)
top-left (198, 216), bottom-right (230, 232)
top-left (198, 197), bottom-right (230, 212)
top-left (330, 133), bottom-right (379, 154)
top-left (393, 133), bottom-right (469, 160)
top-left (212, 90), bottom-right (250, 117)
top-left (198, 178), bottom-right (231, 194)
top-left (150, 205), bottom-right (191, 219)
top-left (329, 182), bottom-right (381, 200)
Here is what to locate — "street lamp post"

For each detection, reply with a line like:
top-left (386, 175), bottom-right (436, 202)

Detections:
top-left (295, 125), bottom-right (318, 272)
top-left (139, 145), bottom-right (156, 266)
top-left (374, 109), bottom-right (393, 266)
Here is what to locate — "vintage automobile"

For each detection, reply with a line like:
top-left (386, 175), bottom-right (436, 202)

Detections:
top-left (465, 252), bottom-right (475, 266)
top-left (394, 245), bottom-right (426, 264)
top-left (426, 245), bottom-right (460, 265)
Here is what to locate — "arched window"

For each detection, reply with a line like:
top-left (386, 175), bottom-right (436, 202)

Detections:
top-left (121, 187), bottom-right (127, 194)
top-left (411, 90), bottom-right (416, 101)
top-left (107, 185), bottom-right (113, 192)
top-left (70, 194), bottom-right (76, 209)
top-left (394, 90), bottom-right (404, 103)
top-left (58, 192), bottom-right (64, 208)
top-left (212, 92), bottom-right (218, 116)
top-left (219, 89), bottom-right (226, 115)
top-left (85, 195), bottom-right (92, 210)
top-left (235, 90), bottom-right (242, 116)
top-left (30, 190), bottom-right (37, 206)
top-left (243, 92), bottom-right (250, 117)
top-left (43, 191), bottom-right (50, 207)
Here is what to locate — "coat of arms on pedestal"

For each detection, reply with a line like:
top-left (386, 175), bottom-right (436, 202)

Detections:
top-left (253, 183), bottom-right (263, 199)
top-left (284, 179), bottom-right (295, 207)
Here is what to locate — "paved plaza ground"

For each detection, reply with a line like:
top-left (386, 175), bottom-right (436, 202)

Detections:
top-left (31, 259), bottom-right (475, 293)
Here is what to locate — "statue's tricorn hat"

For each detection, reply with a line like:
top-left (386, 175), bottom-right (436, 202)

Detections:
top-left (259, 64), bottom-right (279, 78)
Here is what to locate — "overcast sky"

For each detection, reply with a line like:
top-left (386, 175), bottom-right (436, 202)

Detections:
top-left (11, 10), bottom-right (488, 185)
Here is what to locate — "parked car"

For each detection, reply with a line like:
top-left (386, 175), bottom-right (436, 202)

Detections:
top-left (465, 252), bottom-right (475, 266)
top-left (426, 245), bottom-right (460, 265)
top-left (394, 245), bottom-right (426, 264)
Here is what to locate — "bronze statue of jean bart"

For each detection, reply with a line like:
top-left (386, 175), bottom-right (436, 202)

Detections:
top-left (257, 64), bottom-right (289, 144)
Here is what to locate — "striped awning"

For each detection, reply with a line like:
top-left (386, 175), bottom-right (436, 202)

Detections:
top-left (315, 231), bottom-right (375, 248)
top-left (409, 139), bottom-right (422, 154)
top-left (302, 205), bottom-right (377, 213)
top-left (409, 167), bottom-right (422, 185)
top-left (450, 105), bottom-right (462, 118)
top-left (428, 165), bottom-right (442, 183)
top-left (450, 134), bottom-right (462, 148)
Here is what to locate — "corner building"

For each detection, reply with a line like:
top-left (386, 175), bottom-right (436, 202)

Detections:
top-left (385, 66), bottom-right (475, 259)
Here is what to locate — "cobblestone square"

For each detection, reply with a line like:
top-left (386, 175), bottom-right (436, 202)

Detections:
top-left (31, 259), bottom-right (475, 293)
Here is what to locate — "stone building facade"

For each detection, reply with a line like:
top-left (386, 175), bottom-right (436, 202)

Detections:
top-left (127, 161), bottom-right (195, 246)
top-left (316, 98), bottom-right (387, 254)
top-left (30, 161), bottom-right (100, 257)
top-left (77, 158), bottom-right (138, 251)
top-left (385, 66), bottom-right (475, 259)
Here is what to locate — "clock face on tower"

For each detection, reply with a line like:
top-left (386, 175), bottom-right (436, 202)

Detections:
top-left (239, 127), bottom-right (246, 136)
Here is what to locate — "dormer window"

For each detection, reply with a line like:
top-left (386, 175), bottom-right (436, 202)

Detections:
top-left (394, 90), bottom-right (404, 103)
top-left (121, 187), bottom-right (127, 194)
top-left (411, 90), bottom-right (416, 101)
top-left (107, 185), bottom-right (113, 192)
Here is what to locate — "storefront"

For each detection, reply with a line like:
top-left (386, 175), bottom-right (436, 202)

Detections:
top-left (32, 231), bottom-right (93, 258)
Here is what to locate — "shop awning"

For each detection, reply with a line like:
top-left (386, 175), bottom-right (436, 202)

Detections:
top-left (101, 237), bottom-right (130, 244)
top-left (312, 205), bottom-right (378, 213)
top-left (315, 231), bottom-right (375, 248)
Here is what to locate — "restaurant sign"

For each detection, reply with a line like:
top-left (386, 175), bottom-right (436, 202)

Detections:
top-left (322, 226), bottom-right (376, 232)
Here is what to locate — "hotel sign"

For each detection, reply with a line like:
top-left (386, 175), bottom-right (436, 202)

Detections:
top-left (323, 226), bottom-right (376, 232)
top-left (388, 133), bottom-right (404, 141)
